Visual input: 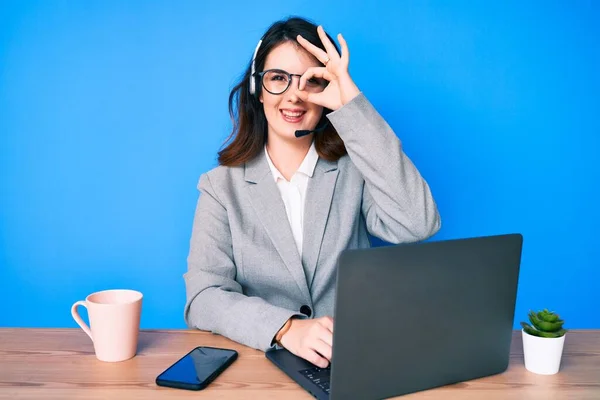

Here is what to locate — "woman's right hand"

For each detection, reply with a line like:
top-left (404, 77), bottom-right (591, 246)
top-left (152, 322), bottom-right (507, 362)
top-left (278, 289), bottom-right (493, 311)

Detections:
top-left (279, 316), bottom-right (334, 368)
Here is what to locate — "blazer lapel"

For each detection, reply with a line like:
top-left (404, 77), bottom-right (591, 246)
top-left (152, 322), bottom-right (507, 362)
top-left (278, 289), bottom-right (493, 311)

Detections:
top-left (302, 157), bottom-right (339, 289)
top-left (244, 152), bottom-right (311, 301)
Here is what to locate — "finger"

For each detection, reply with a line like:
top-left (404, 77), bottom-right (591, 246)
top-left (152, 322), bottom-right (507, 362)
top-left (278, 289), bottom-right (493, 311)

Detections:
top-left (301, 348), bottom-right (329, 368)
top-left (296, 89), bottom-right (309, 101)
top-left (312, 338), bottom-right (333, 362)
top-left (337, 33), bottom-right (349, 66)
top-left (297, 34), bottom-right (329, 65)
top-left (318, 316), bottom-right (334, 334)
top-left (296, 90), bottom-right (315, 104)
top-left (318, 325), bottom-right (333, 348)
top-left (296, 90), bottom-right (329, 109)
top-left (299, 67), bottom-right (333, 90)
top-left (317, 25), bottom-right (341, 61)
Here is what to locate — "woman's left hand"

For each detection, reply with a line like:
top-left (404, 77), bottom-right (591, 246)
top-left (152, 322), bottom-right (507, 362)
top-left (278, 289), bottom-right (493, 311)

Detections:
top-left (296, 26), bottom-right (361, 111)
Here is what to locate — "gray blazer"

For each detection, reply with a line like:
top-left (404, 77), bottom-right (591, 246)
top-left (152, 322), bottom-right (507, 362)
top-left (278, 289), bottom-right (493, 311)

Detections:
top-left (184, 93), bottom-right (441, 352)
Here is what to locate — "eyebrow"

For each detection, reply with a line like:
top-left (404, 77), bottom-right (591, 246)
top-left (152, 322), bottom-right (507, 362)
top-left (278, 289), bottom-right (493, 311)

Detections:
top-left (263, 68), bottom-right (322, 75)
top-left (265, 68), bottom-right (299, 73)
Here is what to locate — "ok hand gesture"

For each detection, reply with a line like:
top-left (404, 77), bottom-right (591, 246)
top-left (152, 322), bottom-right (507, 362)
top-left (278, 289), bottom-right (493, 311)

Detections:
top-left (296, 26), bottom-right (360, 111)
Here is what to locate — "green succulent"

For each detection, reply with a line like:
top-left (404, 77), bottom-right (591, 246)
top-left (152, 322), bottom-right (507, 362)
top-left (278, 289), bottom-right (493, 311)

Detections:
top-left (521, 309), bottom-right (567, 338)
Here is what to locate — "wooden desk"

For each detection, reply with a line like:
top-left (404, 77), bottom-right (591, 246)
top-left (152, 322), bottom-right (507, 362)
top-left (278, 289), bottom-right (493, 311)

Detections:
top-left (0, 329), bottom-right (598, 399)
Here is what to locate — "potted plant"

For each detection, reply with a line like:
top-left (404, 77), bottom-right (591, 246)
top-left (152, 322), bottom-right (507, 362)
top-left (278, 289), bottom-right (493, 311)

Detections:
top-left (521, 309), bottom-right (567, 375)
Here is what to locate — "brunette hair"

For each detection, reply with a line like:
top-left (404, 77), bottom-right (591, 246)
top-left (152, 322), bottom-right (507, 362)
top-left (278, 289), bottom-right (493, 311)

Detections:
top-left (218, 16), bottom-right (347, 166)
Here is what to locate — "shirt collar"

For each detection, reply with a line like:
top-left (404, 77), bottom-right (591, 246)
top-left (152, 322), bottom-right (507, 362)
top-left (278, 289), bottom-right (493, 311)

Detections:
top-left (265, 141), bottom-right (319, 182)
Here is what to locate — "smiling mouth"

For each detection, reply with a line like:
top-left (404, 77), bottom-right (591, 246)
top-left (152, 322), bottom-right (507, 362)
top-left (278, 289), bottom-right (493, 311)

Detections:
top-left (280, 110), bottom-right (306, 123)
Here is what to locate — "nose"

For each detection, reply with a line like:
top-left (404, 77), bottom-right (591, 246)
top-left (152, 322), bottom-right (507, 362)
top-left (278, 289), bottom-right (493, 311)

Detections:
top-left (286, 75), bottom-right (303, 102)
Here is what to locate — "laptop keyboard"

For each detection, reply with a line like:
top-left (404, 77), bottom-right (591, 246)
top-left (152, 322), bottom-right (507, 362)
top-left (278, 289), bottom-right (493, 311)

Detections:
top-left (299, 366), bottom-right (331, 395)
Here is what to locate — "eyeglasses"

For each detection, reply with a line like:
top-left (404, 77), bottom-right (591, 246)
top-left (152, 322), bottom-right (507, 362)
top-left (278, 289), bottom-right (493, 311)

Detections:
top-left (254, 69), bottom-right (327, 95)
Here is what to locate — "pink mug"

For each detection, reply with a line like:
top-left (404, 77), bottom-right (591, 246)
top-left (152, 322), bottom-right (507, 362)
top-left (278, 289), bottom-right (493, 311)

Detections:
top-left (71, 289), bottom-right (143, 362)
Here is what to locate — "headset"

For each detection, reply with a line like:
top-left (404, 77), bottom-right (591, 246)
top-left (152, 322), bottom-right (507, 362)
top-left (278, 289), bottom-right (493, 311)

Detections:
top-left (249, 39), bottom-right (263, 96)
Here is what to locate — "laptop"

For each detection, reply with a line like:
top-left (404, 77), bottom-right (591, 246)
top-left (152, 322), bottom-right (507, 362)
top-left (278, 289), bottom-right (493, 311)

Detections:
top-left (266, 233), bottom-right (523, 399)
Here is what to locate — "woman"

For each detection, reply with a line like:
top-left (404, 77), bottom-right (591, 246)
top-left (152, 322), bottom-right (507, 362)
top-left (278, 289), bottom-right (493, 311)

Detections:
top-left (184, 16), bottom-right (441, 368)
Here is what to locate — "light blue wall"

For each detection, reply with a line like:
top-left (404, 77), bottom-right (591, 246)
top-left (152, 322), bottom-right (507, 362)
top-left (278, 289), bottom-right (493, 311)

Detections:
top-left (1, 1), bottom-right (598, 329)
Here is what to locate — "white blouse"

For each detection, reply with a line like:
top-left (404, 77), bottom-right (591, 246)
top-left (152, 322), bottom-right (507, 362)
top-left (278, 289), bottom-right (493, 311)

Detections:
top-left (264, 141), bottom-right (319, 258)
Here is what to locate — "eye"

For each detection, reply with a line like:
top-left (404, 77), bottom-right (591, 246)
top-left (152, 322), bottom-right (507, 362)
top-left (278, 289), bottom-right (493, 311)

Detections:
top-left (269, 73), bottom-right (288, 82)
top-left (306, 77), bottom-right (325, 87)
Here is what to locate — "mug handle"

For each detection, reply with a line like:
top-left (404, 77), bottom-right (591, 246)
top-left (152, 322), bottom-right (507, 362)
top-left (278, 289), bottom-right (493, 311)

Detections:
top-left (71, 301), bottom-right (93, 341)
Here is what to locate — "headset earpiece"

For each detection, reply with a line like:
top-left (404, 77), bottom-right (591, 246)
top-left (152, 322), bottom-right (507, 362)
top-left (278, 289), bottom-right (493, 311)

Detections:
top-left (249, 39), bottom-right (263, 96)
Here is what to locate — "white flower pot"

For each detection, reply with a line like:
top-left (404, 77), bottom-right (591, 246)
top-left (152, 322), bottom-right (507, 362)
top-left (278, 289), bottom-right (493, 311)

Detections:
top-left (522, 328), bottom-right (566, 375)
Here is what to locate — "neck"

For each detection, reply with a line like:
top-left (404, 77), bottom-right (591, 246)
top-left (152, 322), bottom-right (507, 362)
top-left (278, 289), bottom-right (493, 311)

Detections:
top-left (266, 134), bottom-right (312, 181)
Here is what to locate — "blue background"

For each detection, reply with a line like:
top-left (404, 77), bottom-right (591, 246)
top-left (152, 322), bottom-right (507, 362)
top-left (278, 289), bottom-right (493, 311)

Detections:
top-left (1, 1), bottom-right (598, 330)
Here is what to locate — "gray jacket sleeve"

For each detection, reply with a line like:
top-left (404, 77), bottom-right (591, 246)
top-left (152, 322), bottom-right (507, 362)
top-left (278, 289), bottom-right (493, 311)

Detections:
top-left (183, 173), bottom-right (304, 352)
top-left (327, 93), bottom-right (441, 243)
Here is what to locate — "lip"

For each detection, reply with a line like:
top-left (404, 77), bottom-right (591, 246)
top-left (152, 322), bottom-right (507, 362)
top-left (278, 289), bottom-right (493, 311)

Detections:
top-left (280, 109), bottom-right (306, 123)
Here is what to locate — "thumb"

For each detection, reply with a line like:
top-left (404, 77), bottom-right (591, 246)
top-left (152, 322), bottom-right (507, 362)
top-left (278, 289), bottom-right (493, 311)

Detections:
top-left (296, 90), bottom-right (313, 103)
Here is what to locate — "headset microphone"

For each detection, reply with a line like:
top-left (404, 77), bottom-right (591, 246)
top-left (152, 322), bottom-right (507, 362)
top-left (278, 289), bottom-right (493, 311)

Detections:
top-left (295, 120), bottom-right (330, 138)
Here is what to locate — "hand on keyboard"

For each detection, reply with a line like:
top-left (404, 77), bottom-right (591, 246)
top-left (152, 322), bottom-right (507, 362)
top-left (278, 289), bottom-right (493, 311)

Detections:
top-left (280, 316), bottom-right (334, 368)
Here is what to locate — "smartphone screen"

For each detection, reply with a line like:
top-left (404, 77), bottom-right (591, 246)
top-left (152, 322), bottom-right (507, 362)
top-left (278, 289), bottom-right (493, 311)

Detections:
top-left (156, 346), bottom-right (238, 390)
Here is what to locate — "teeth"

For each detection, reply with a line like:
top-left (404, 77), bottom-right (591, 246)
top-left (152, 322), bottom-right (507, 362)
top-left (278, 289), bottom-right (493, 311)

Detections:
top-left (282, 110), bottom-right (304, 117)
